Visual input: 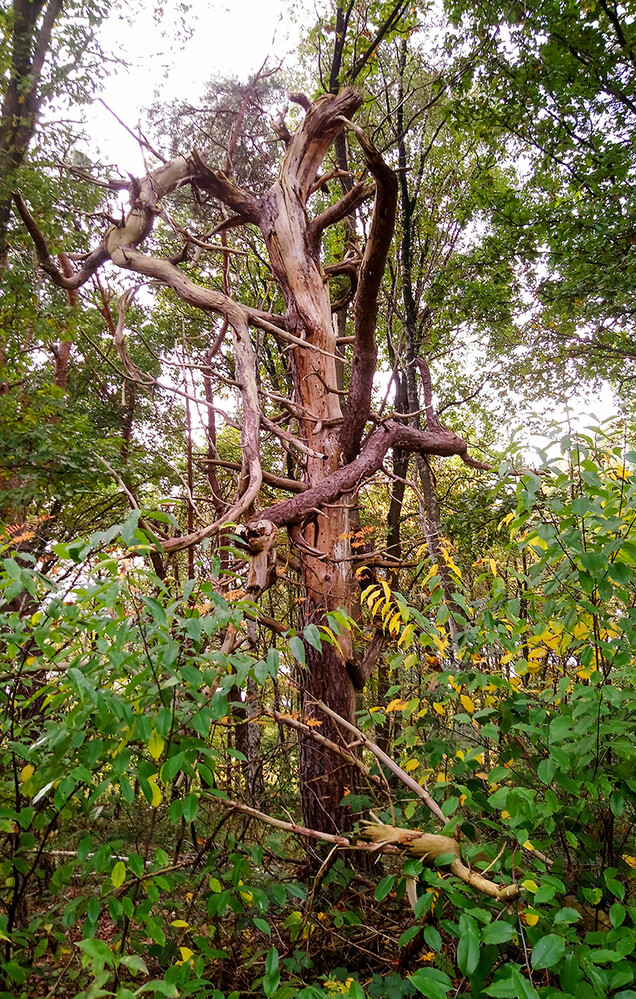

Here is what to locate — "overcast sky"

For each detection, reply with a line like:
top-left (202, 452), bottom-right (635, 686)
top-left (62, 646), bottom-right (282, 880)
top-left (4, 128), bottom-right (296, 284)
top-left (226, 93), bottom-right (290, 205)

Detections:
top-left (86, 0), bottom-right (303, 173)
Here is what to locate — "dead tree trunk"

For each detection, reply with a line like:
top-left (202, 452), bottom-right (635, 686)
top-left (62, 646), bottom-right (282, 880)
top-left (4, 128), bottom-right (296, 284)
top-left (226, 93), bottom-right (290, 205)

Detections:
top-left (20, 87), bottom-right (490, 836)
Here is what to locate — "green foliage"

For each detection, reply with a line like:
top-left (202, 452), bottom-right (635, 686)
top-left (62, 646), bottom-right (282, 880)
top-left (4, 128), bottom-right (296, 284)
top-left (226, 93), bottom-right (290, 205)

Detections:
top-left (357, 429), bottom-right (636, 998)
top-left (5, 432), bottom-right (636, 996)
top-left (0, 515), bottom-right (268, 997)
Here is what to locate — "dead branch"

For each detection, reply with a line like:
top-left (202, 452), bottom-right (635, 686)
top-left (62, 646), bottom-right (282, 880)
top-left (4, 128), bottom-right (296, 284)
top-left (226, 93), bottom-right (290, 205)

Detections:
top-left (311, 697), bottom-right (445, 824)
top-left (190, 150), bottom-right (261, 221)
top-left (307, 181), bottom-right (374, 257)
top-left (199, 458), bottom-right (307, 493)
top-left (263, 708), bottom-right (383, 788)
top-left (13, 190), bottom-right (109, 287)
top-left (360, 822), bottom-right (519, 902)
top-left (337, 118), bottom-right (398, 463)
top-left (256, 420), bottom-right (479, 529)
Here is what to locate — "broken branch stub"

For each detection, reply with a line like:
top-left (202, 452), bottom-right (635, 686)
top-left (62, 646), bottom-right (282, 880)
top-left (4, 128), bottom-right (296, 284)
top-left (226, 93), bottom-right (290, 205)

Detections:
top-left (359, 822), bottom-right (520, 903)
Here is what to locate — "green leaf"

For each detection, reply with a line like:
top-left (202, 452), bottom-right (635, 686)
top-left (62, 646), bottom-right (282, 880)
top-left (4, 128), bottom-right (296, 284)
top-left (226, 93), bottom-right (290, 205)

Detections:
top-left (77, 937), bottom-right (115, 970)
top-left (111, 861), bottom-right (126, 889)
top-left (610, 903), bottom-right (626, 927)
top-left (288, 636), bottom-right (305, 665)
top-left (423, 926), bottom-right (442, 951)
top-left (254, 917), bottom-right (271, 936)
top-left (537, 757), bottom-right (555, 784)
top-left (399, 925), bottom-right (421, 947)
top-left (481, 922), bottom-right (517, 946)
top-left (303, 623), bottom-right (322, 651)
top-left (182, 794), bottom-right (198, 823)
top-left (457, 929), bottom-right (480, 975)
top-left (375, 875), bottom-right (395, 901)
top-left (484, 965), bottom-right (539, 999)
top-left (608, 562), bottom-right (631, 585)
top-left (136, 982), bottom-right (179, 996)
top-left (531, 934), bottom-right (566, 970)
top-left (119, 954), bottom-right (148, 976)
top-left (410, 967), bottom-right (452, 999)
top-left (263, 946), bottom-right (280, 997)
top-left (4, 960), bottom-right (26, 984)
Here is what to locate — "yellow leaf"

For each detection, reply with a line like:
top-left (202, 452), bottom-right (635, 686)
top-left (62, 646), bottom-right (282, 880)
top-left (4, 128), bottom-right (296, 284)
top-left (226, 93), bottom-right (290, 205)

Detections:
top-left (111, 861), bottom-right (126, 888)
top-left (148, 775), bottom-right (162, 807)
top-left (522, 879), bottom-right (538, 893)
top-left (524, 909), bottom-right (539, 926)
top-left (398, 622), bottom-right (416, 647)
top-left (528, 647), bottom-right (547, 660)
top-left (177, 947), bottom-right (194, 965)
top-left (306, 718), bottom-right (322, 727)
top-left (171, 920), bottom-right (189, 927)
top-left (572, 620), bottom-right (590, 640)
top-left (148, 730), bottom-right (164, 761)
top-left (388, 611), bottom-right (402, 635)
top-left (363, 585), bottom-right (380, 607)
top-left (431, 633), bottom-right (448, 655)
top-left (239, 889), bottom-right (253, 903)
top-left (380, 579), bottom-right (392, 603)
top-left (527, 534), bottom-right (548, 550)
top-left (404, 653), bottom-right (417, 669)
top-left (371, 595), bottom-right (386, 616)
top-left (499, 512), bottom-right (514, 529)
top-left (523, 841), bottom-right (535, 851)
top-left (460, 694), bottom-right (475, 713)
top-left (488, 559), bottom-right (497, 577)
top-left (576, 667), bottom-right (593, 679)
top-left (386, 698), bottom-right (409, 712)
top-left (622, 855), bottom-right (636, 868)
top-left (20, 765), bottom-right (34, 783)
top-left (501, 810), bottom-right (510, 819)
top-left (436, 772), bottom-right (446, 783)
top-left (209, 877), bottom-right (222, 892)
top-left (433, 702), bottom-right (445, 716)
top-left (404, 759), bottom-right (418, 772)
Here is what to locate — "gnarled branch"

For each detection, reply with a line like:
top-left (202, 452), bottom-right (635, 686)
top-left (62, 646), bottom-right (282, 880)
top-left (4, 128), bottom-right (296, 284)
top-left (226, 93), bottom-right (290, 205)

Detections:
top-left (338, 118), bottom-right (398, 463)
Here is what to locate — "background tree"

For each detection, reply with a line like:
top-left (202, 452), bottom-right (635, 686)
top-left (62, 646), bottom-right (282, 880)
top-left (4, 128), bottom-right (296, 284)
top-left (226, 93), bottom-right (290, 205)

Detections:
top-left (444, 0), bottom-right (636, 396)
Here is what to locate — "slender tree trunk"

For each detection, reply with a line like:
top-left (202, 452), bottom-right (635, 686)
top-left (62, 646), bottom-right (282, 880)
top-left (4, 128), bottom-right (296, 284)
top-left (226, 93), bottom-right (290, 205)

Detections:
top-left (0, 0), bottom-right (64, 263)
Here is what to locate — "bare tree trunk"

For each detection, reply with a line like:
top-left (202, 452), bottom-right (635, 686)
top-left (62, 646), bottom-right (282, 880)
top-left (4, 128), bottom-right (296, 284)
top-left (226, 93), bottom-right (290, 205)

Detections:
top-left (0, 0), bottom-right (64, 263)
top-left (232, 677), bottom-right (265, 807)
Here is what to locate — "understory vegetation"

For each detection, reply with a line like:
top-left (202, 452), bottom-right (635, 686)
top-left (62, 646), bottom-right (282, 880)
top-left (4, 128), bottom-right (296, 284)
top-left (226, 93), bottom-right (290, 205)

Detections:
top-left (3, 0), bottom-right (636, 996)
top-left (4, 431), bottom-right (636, 998)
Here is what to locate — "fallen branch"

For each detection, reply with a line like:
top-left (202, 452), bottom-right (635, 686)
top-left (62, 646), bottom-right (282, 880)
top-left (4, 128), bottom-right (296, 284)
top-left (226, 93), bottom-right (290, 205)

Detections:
top-left (209, 796), bottom-right (519, 901)
top-left (359, 823), bottom-right (519, 902)
top-left (311, 697), bottom-right (445, 824)
top-left (263, 707), bottom-right (384, 788)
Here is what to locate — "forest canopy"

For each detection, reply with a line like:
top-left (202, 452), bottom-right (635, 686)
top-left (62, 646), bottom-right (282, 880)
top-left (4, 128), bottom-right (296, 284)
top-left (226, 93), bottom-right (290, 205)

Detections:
top-left (2, 1), bottom-right (636, 998)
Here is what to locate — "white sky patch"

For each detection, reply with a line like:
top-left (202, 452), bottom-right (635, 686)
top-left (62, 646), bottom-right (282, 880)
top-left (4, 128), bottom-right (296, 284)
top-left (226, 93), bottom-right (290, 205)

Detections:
top-left (85, 0), bottom-right (302, 174)
top-left (71, 0), bottom-right (623, 450)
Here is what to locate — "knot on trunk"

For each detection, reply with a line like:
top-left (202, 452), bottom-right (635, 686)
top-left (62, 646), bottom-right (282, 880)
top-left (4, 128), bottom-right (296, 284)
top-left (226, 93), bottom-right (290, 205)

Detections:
top-left (237, 520), bottom-right (279, 596)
